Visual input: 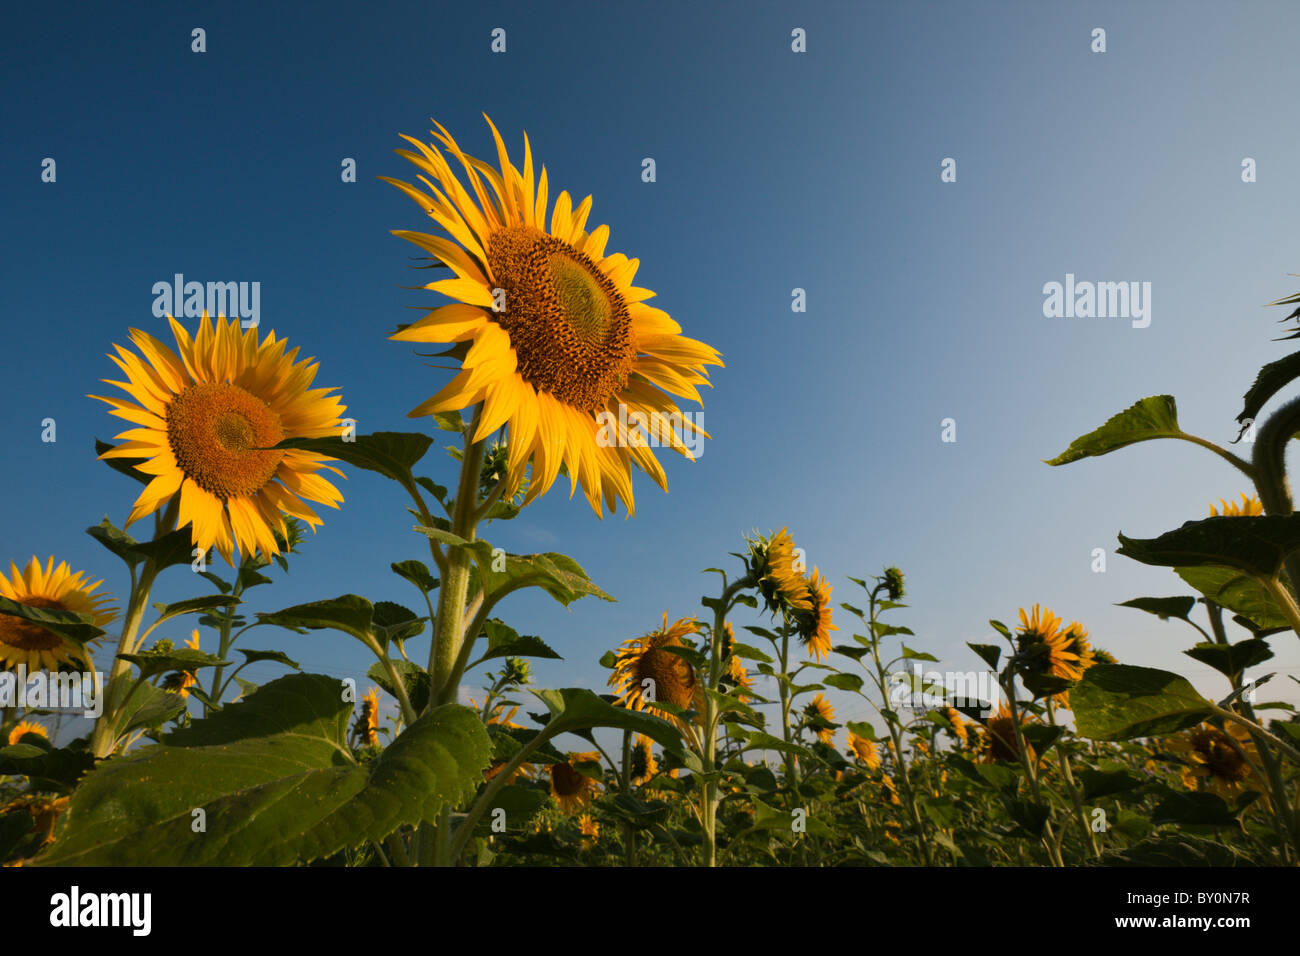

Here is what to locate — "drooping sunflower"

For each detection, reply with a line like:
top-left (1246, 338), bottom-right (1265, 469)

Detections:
top-left (847, 730), bottom-right (881, 771)
top-left (92, 314), bottom-right (347, 565)
top-left (629, 733), bottom-right (659, 786)
top-left (980, 703), bottom-right (1034, 764)
top-left (354, 687), bottom-right (380, 747)
top-left (1210, 493), bottom-right (1263, 517)
top-left (0, 557), bottom-right (116, 670)
top-left (7, 721), bottom-right (48, 746)
top-left (751, 527), bottom-right (812, 613)
top-left (549, 751), bottom-right (602, 815)
top-left (803, 692), bottom-right (836, 745)
top-left (1168, 722), bottom-right (1261, 799)
top-left (383, 117), bottom-right (723, 517)
top-left (794, 567), bottom-right (838, 661)
top-left (608, 613), bottom-right (704, 729)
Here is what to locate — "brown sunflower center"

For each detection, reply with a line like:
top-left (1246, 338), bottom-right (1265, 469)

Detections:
top-left (166, 382), bottom-right (285, 500)
top-left (485, 225), bottom-right (635, 411)
top-left (1194, 730), bottom-right (1251, 782)
top-left (0, 597), bottom-right (67, 652)
top-left (551, 763), bottom-right (587, 797)
top-left (634, 640), bottom-right (697, 710)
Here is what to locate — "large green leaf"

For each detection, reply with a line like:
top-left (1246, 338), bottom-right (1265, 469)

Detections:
top-left (1174, 566), bottom-right (1288, 630)
top-left (1071, 665), bottom-right (1215, 740)
top-left (0, 596), bottom-right (104, 650)
top-left (37, 674), bottom-right (490, 866)
top-left (1045, 396), bottom-right (1181, 466)
top-left (151, 595), bottom-right (241, 628)
top-left (1118, 515), bottom-right (1300, 578)
top-left (531, 688), bottom-right (683, 759)
top-left (472, 619), bottom-right (561, 665)
top-left (258, 594), bottom-right (375, 640)
top-left (1116, 596), bottom-right (1197, 623)
top-left (1184, 639), bottom-right (1274, 679)
top-left (275, 432), bottom-right (431, 486)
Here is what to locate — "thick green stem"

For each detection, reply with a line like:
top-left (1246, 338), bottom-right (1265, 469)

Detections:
top-left (700, 578), bottom-right (746, 867)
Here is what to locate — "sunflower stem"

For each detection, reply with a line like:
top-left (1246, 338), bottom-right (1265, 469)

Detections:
top-left (700, 577), bottom-right (747, 867)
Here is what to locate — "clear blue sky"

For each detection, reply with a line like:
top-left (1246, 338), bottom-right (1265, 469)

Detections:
top-left (4, 0), bottom-right (1300, 742)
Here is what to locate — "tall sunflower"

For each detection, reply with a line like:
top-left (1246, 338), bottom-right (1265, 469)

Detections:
top-left (92, 314), bottom-right (346, 565)
top-left (1210, 493), bottom-right (1263, 516)
top-left (1168, 722), bottom-right (1261, 799)
top-left (803, 692), bottom-right (836, 745)
top-left (354, 687), bottom-right (380, 747)
top-left (943, 706), bottom-right (969, 747)
top-left (549, 751), bottom-right (602, 815)
top-left (980, 703), bottom-right (1034, 764)
top-left (384, 117), bottom-right (722, 516)
top-left (794, 567), bottom-right (837, 660)
top-left (608, 613), bottom-right (704, 729)
top-left (0, 557), bottom-right (116, 670)
top-left (1014, 604), bottom-right (1092, 703)
top-left (7, 721), bottom-right (48, 746)
top-left (751, 527), bottom-right (812, 613)
top-left (847, 730), bottom-right (881, 771)
top-left (628, 733), bottom-right (659, 785)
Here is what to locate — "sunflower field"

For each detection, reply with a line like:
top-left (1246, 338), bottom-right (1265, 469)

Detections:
top-left (3, 111), bottom-right (1300, 875)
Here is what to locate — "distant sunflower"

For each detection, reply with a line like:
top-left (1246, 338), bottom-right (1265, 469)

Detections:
top-left (7, 721), bottom-right (48, 746)
top-left (162, 629), bottom-right (203, 697)
top-left (1015, 604), bottom-right (1091, 703)
top-left (980, 703), bottom-right (1034, 764)
top-left (1210, 493), bottom-right (1263, 517)
top-left (752, 527), bottom-right (812, 613)
top-left (629, 733), bottom-right (659, 785)
top-left (880, 774), bottom-right (901, 806)
top-left (578, 813), bottom-right (600, 845)
top-left (608, 613), bottom-right (704, 729)
top-left (847, 731), bottom-right (881, 771)
top-left (1168, 722), bottom-right (1260, 799)
top-left (549, 751), bottom-right (602, 814)
top-left (384, 116), bottom-right (722, 517)
top-left (944, 707), bottom-right (969, 747)
top-left (0, 557), bottom-right (116, 670)
top-left (354, 687), bottom-right (380, 747)
top-left (804, 692), bottom-right (836, 745)
top-left (794, 567), bottom-right (838, 660)
top-left (92, 314), bottom-right (346, 565)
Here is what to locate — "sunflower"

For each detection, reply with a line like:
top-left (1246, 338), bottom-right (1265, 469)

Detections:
top-left (1168, 722), bottom-right (1261, 799)
top-left (1014, 604), bottom-right (1091, 703)
top-left (549, 751), bottom-right (602, 815)
top-left (608, 613), bottom-right (704, 729)
top-left (980, 703), bottom-right (1034, 764)
top-left (752, 527), bottom-right (812, 613)
top-left (794, 567), bottom-right (838, 661)
top-left (0, 557), bottom-right (116, 670)
top-left (384, 117), bottom-right (722, 517)
top-left (7, 721), bottom-right (48, 746)
top-left (354, 687), bottom-right (380, 747)
top-left (847, 730), bottom-right (881, 771)
top-left (1210, 493), bottom-right (1263, 517)
top-left (943, 707), bottom-right (969, 747)
top-left (880, 774), bottom-right (901, 806)
top-left (162, 630), bottom-right (204, 697)
top-left (578, 813), bottom-right (600, 845)
top-left (721, 622), bottom-right (754, 700)
top-left (629, 733), bottom-right (659, 785)
top-left (92, 314), bottom-right (346, 565)
top-left (803, 692), bottom-right (836, 745)
top-left (0, 794), bottom-right (70, 848)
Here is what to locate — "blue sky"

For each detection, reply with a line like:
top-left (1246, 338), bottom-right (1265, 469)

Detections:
top-left (4, 0), bottom-right (1300, 745)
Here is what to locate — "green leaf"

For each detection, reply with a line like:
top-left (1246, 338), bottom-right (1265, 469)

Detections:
top-left (1118, 515), bottom-right (1300, 578)
top-left (968, 643), bottom-right (1001, 670)
top-left (1151, 792), bottom-right (1239, 827)
top-left (473, 619), bottom-right (562, 664)
top-left (1079, 768), bottom-right (1141, 800)
top-left (258, 595), bottom-right (375, 641)
top-left (372, 601), bottom-right (427, 646)
top-left (275, 432), bottom-right (432, 486)
top-left (1117, 596), bottom-right (1198, 622)
top-left (0, 741), bottom-right (95, 789)
top-left (728, 642), bottom-right (773, 664)
top-left (392, 560), bottom-right (439, 594)
top-left (1184, 639), bottom-right (1274, 678)
top-left (1237, 349), bottom-right (1300, 425)
top-left (1175, 566), bottom-right (1288, 630)
top-left (531, 688), bottom-right (684, 760)
top-left (822, 673), bottom-right (864, 693)
top-left (94, 438), bottom-right (151, 485)
top-left (901, 645), bottom-right (939, 662)
top-left (151, 595), bottom-right (241, 627)
top-left (0, 596), bottom-right (102, 651)
top-left (1004, 797), bottom-right (1050, 838)
top-left (236, 649), bottom-right (301, 670)
top-left (37, 674), bottom-right (490, 866)
top-left (1045, 395), bottom-right (1181, 466)
top-left (130, 527), bottom-right (201, 573)
top-left (1071, 664), bottom-right (1215, 740)
top-left (118, 682), bottom-right (188, 734)
top-left (738, 730), bottom-right (815, 760)
top-left (367, 661), bottom-right (432, 715)
top-left (86, 517), bottom-right (142, 567)
top-left (117, 648), bottom-right (226, 681)
top-left (431, 411), bottom-right (463, 433)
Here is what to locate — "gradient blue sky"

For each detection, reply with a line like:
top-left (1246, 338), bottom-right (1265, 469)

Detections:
top-left (5, 1), bottom-right (1300, 743)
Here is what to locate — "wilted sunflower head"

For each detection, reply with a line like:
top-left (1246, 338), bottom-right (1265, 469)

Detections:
top-left (383, 116), bottom-right (722, 518)
top-left (629, 733), bottom-right (659, 785)
top-left (847, 730), bottom-right (881, 771)
top-left (7, 721), bottom-right (48, 747)
top-left (980, 703), bottom-right (1034, 764)
top-left (0, 557), bottom-right (116, 671)
top-left (1169, 722), bottom-right (1259, 798)
top-left (549, 751), bottom-right (602, 814)
top-left (608, 613), bottom-right (703, 728)
top-left (793, 567), bottom-right (838, 661)
top-left (92, 314), bottom-right (347, 566)
top-left (1210, 493), bottom-right (1263, 517)
top-left (803, 692), bottom-right (836, 745)
top-left (748, 527), bottom-right (812, 614)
